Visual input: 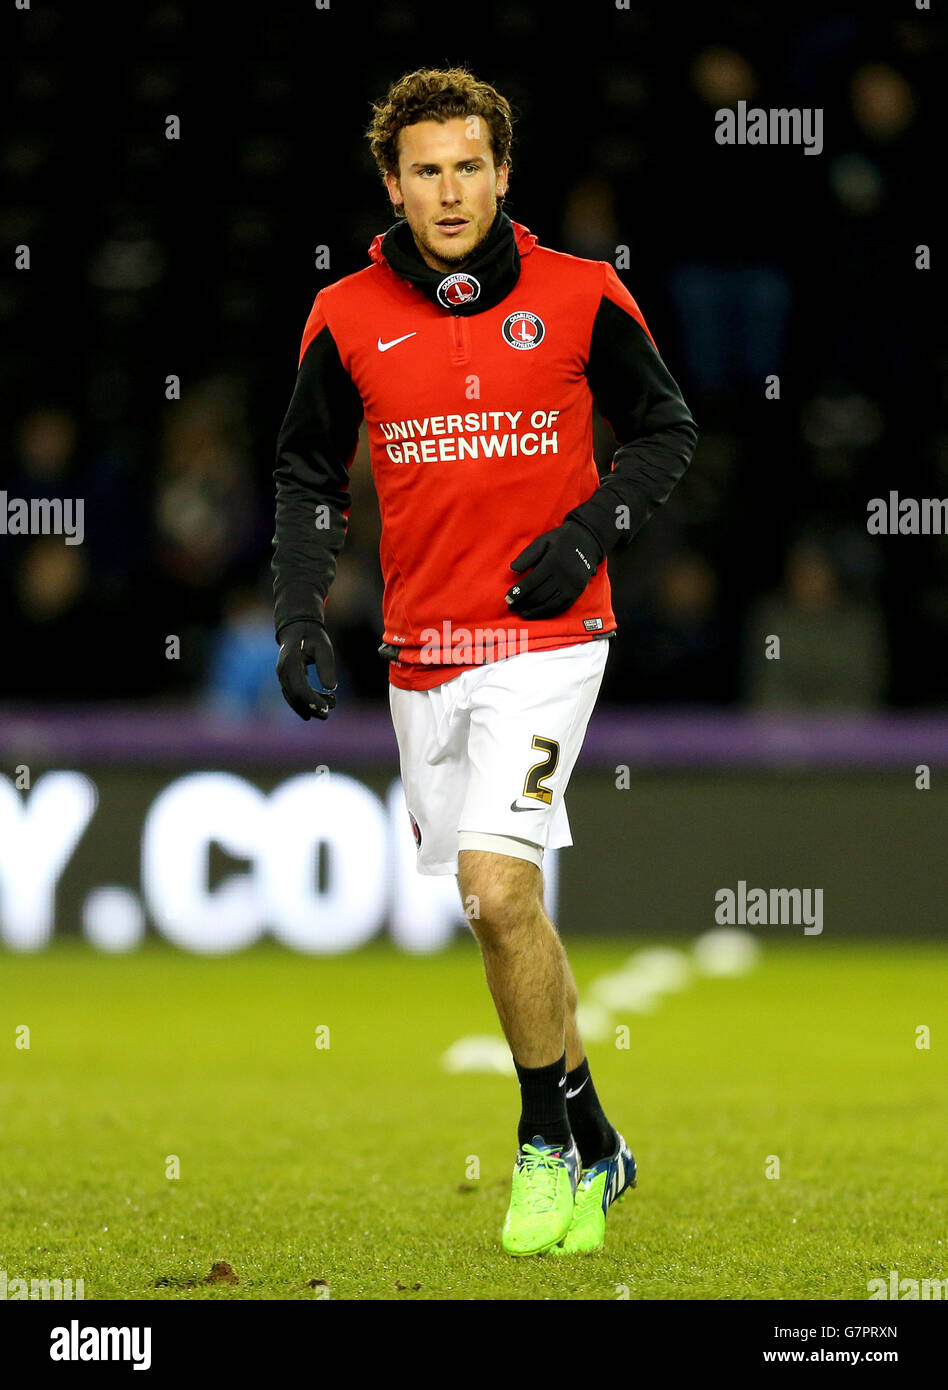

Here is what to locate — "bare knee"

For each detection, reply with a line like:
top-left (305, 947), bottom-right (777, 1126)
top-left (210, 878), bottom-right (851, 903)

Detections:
top-left (457, 848), bottom-right (542, 944)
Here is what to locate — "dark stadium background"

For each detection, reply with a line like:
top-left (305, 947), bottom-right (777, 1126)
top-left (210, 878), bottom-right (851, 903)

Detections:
top-left (1, 2), bottom-right (945, 946)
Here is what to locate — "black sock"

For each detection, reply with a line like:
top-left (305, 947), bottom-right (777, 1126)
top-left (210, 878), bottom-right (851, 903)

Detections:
top-left (564, 1058), bottom-right (616, 1165)
top-left (513, 1051), bottom-right (571, 1150)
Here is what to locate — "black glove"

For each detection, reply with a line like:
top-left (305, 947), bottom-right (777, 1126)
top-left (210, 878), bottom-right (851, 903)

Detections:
top-left (505, 519), bottom-right (604, 620)
top-left (276, 620), bottom-right (337, 720)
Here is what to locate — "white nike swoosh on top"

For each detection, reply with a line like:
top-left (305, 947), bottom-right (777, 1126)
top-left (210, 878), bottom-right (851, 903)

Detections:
top-left (377, 332), bottom-right (417, 352)
top-left (565, 1078), bottom-right (589, 1099)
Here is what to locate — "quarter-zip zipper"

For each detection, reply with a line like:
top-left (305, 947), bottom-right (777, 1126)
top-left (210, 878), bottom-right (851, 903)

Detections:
top-left (449, 313), bottom-right (471, 365)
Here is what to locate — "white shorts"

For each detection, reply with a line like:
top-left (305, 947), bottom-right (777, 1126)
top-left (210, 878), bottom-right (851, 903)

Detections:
top-left (389, 638), bottom-right (610, 876)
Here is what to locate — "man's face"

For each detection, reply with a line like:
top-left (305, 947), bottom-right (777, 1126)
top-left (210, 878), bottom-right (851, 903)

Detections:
top-left (384, 116), bottom-right (509, 272)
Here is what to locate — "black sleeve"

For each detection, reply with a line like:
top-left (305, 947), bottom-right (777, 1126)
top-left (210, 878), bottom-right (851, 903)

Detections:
top-left (568, 293), bottom-right (698, 558)
top-left (271, 322), bottom-right (364, 637)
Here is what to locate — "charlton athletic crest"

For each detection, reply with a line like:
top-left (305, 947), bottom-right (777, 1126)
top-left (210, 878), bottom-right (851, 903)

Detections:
top-left (436, 273), bottom-right (481, 308)
top-left (408, 811), bottom-right (422, 848)
top-left (502, 311), bottom-right (545, 349)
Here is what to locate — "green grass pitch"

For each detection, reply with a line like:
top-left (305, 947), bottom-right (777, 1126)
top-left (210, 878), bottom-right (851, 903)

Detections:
top-left (1, 937), bottom-right (944, 1300)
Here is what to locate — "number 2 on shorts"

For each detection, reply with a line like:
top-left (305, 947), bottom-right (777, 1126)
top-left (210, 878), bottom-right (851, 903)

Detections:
top-left (521, 735), bottom-right (560, 805)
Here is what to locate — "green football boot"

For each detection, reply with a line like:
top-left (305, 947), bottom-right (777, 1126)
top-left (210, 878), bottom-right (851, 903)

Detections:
top-left (501, 1135), bottom-right (581, 1257)
top-left (551, 1131), bottom-right (636, 1255)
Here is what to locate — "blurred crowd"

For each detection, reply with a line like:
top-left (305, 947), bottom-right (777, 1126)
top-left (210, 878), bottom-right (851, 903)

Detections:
top-left (2, 4), bottom-right (943, 711)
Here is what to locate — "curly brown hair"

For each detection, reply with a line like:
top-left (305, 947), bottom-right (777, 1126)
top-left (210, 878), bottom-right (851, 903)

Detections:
top-left (366, 67), bottom-right (514, 216)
